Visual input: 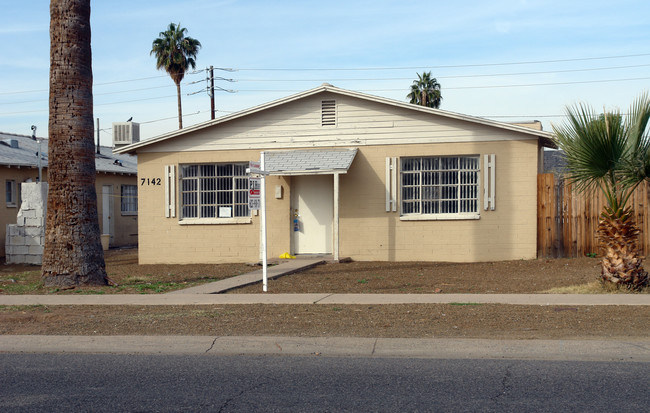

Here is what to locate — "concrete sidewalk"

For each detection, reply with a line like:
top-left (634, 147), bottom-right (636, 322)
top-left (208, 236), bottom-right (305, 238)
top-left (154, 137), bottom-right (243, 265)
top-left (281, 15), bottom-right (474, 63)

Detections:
top-left (1, 293), bottom-right (649, 306)
top-left (2, 257), bottom-right (649, 306)
top-left (1, 335), bottom-right (649, 361)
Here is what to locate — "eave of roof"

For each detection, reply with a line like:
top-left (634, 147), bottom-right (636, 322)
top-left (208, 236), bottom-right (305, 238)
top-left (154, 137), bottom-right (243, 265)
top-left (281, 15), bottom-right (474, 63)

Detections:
top-left (115, 84), bottom-right (556, 154)
top-left (0, 132), bottom-right (137, 174)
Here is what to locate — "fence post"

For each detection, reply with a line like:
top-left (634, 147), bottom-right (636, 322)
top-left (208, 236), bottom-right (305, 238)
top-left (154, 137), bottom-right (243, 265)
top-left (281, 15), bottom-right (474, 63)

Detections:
top-left (537, 174), bottom-right (556, 258)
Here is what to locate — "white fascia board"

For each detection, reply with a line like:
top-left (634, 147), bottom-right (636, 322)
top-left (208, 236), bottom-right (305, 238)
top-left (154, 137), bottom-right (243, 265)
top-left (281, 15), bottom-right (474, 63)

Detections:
top-left (267, 168), bottom-right (350, 176)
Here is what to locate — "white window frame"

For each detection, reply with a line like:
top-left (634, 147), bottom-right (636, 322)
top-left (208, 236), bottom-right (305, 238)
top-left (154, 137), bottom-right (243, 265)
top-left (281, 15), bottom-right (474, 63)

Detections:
top-left (400, 155), bottom-right (480, 221)
top-left (179, 162), bottom-right (251, 224)
top-left (120, 184), bottom-right (138, 215)
top-left (5, 180), bottom-right (16, 208)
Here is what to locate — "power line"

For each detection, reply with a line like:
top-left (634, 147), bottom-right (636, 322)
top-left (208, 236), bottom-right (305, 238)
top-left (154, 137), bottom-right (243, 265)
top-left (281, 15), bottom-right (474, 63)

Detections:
top-left (0, 69), bottom-right (206, 96)
top-left (139, 110), bottom-right (203, 124)
top-left (95, 70), bottom-right (204, 86)
top-left (444, 76), bottom-right (650, 90)
top-left (228, 75), bottom-right (650, 93)
top-left (5, 62), bottom-right (647, 108)
top-left (3, 73), bottom-right (649, 117)
top-left (0, 81), bottom-right (200, 106)
top-left (95, 84), bottom-right (175, 97)
top-left (232, 53), bottom-right (650, 71)
top-left (3, 52), bottom-right (648, 96)
top-left (94, 94), bottom-right (179, 106)
top-left (98, 111), bottom-right (204, 134)
top-left (234, 63), bottom-right (650, 82)
top-left (11, 61), bottom-right (646, 106)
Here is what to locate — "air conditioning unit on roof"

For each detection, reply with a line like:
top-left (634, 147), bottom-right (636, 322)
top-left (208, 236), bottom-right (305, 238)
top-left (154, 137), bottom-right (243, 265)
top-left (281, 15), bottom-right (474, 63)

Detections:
top-left (112, 122), bottom-right (140, 148)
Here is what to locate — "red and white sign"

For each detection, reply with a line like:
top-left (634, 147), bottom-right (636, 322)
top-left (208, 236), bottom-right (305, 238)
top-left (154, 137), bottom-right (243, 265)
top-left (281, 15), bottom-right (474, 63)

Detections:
top-left (248, 177), bottom-right (261, 210)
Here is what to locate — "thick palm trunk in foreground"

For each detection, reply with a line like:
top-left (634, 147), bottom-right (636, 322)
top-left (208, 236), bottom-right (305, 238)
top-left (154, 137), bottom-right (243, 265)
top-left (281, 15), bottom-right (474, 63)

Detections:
top-left (598, 206), bottom-right (649, 290)
top-left (42, 0), bottom-right (107, 287)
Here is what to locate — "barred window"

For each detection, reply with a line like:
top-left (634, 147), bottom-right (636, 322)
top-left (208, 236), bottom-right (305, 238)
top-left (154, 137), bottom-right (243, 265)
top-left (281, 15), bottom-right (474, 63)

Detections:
top-left (120, 185), bottom-right (138, 215)
top-left (401, 156), bottom-right (479, 217)
top-left (180, 163), bottom-right (249, 219)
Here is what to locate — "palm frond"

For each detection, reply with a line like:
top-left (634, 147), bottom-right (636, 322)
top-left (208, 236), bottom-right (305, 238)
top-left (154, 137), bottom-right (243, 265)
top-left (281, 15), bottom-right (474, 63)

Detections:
top-left (620, 92), bottom-right (650, 186)
top-left (406, 71), bottom-right (442, 108)
top-left (553, 101), bottom-right (632, 211)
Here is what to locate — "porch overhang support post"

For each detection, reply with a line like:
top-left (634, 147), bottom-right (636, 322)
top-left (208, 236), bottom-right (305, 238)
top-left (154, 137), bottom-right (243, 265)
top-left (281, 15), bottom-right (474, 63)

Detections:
top-left (333, 172), bottom-right (340, 261)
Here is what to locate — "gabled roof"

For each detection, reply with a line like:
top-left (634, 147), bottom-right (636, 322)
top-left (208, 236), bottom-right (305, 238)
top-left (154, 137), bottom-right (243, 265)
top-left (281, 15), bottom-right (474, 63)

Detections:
top-left (0, 131), bottom-right (137, 175)
top-left (115, 84), bottom-right (556, 154)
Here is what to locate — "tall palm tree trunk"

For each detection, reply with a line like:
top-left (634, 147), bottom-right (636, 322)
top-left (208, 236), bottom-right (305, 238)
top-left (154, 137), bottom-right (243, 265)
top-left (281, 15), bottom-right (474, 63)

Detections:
top-left (43, 0), bottom-right (107, 287)
top-left (176, 81), bottom-right (183, 129)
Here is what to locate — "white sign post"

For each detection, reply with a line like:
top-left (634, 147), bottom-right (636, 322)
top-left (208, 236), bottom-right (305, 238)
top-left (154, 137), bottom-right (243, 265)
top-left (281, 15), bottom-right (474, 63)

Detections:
top-left (259, 153), bottom-right (268, 292)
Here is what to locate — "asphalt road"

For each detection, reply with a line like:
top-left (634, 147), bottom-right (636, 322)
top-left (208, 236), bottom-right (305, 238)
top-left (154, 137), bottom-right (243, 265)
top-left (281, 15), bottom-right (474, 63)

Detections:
top-left (1, 354), bottom-right (648, 412)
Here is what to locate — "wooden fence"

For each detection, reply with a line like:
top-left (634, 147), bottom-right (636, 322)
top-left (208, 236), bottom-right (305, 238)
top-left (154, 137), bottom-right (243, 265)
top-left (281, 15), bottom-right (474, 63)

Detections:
top-left (537, 173), bottom-right (650, 258)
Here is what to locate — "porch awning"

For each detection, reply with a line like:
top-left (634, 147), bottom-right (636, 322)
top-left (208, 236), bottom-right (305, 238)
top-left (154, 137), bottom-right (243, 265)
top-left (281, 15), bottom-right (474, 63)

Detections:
top-left (264, 148), bottom-right (358, 175)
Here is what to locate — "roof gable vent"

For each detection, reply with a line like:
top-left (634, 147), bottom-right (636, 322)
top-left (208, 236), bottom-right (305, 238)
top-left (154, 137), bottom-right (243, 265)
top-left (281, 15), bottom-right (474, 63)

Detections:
top-left (112, 122), bottom-right (140, 148)
top-left (321, 100), bottom-right (336, 126)
top-left (1, 139), bottom-right (19, 148)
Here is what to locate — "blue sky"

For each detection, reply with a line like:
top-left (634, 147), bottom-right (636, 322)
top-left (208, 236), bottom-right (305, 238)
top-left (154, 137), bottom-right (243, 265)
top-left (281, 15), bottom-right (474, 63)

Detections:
top-left (1, 0), bottom-right (649, 141)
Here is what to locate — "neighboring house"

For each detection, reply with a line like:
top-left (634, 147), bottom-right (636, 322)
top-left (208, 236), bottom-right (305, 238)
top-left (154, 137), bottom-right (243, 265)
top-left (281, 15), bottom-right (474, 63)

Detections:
top-left (543, 149), bottom-right (567, 175)
top-left (115, 84), bottom-right (555, 264)
top-left (0, 131), bottom-right (138, 257)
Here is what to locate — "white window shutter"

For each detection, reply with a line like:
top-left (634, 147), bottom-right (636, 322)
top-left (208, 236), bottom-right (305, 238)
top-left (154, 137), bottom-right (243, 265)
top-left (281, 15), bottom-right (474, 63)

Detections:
top-left (385, 157), bottom-right (397, 212)
top-left (164, 165), bottom-right (176, 218)
top-left (483, 154), bottom-right (496, 211)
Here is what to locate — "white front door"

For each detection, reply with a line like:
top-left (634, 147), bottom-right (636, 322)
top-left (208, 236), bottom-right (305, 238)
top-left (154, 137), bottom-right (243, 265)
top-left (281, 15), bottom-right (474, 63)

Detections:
top-left (102, 185), bottom-right (113, 238)
top-left (292, 175), bottom-right (333, 254)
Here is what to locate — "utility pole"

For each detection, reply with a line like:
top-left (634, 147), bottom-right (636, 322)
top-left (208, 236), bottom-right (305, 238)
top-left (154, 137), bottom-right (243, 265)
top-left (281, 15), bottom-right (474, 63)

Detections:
top-left (96, 118), bottom-right (101, 154)
top-left (31, 125), bottom-right (42, 183)
top-left (208, 65), bottom-right (215, 120)
top-left (192, 66), bottom-right (233, 116)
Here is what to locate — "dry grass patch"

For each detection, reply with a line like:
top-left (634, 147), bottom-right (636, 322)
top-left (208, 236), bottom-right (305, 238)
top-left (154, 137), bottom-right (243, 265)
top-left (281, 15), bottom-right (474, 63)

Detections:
top-left (1, 249), bottom-right (648, 295)
top-left (545, 281), bottom-right (650, 294)
top-left (0, 248), bottom-right (252, 295)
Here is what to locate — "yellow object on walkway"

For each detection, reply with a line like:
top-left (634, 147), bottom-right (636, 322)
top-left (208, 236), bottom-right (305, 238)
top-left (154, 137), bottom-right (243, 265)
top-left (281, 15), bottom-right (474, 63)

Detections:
top-left (279, 252), bottom-right (296, 259)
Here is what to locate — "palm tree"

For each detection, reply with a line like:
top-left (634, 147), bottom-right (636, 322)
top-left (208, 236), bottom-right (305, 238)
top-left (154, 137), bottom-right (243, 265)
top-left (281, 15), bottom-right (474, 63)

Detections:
top-left (151, 23), bottom-right (201, 129)
top-left (553, 94), bottom-right (650, 290)
top-left (407, 72), bottom-right (442, 109)
top-left (43, 0), bottom-right (108, 287)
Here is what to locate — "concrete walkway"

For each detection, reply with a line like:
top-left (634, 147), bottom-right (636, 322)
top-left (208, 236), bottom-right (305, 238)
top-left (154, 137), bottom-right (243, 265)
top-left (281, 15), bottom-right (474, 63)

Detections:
top-left (1, 293), bottom-right (648, 306)
top-left (1, 256), bottom-right (649, 306)
top-left (168, 257), bottom-right (326, 294)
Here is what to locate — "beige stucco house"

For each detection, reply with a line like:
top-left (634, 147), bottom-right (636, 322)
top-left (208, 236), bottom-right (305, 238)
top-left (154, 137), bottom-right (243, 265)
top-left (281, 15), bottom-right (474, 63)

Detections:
top-left (0, 131), bottom-right (138, 258)
top-left (115, 84), bottom-right (554, 264)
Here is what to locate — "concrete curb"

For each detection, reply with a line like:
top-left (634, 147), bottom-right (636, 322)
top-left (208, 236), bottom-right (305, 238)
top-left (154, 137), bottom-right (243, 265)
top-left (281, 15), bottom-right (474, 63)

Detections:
top-left (1, 335), bottom-right (648, 361)
top-left (1, 293), bottom-right (648, 306)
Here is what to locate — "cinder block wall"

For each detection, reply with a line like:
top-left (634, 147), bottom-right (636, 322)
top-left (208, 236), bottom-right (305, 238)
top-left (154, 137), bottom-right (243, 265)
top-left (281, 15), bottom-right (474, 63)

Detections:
top-left (5, 182), bottom-right (47, 264)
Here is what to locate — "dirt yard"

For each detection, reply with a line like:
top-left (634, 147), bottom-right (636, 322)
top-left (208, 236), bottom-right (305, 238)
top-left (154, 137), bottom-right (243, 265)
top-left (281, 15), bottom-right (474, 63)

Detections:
top-left (232, 257), bottom-right (603, 294)
top-left (1, 248), bottom-right (648, 339)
